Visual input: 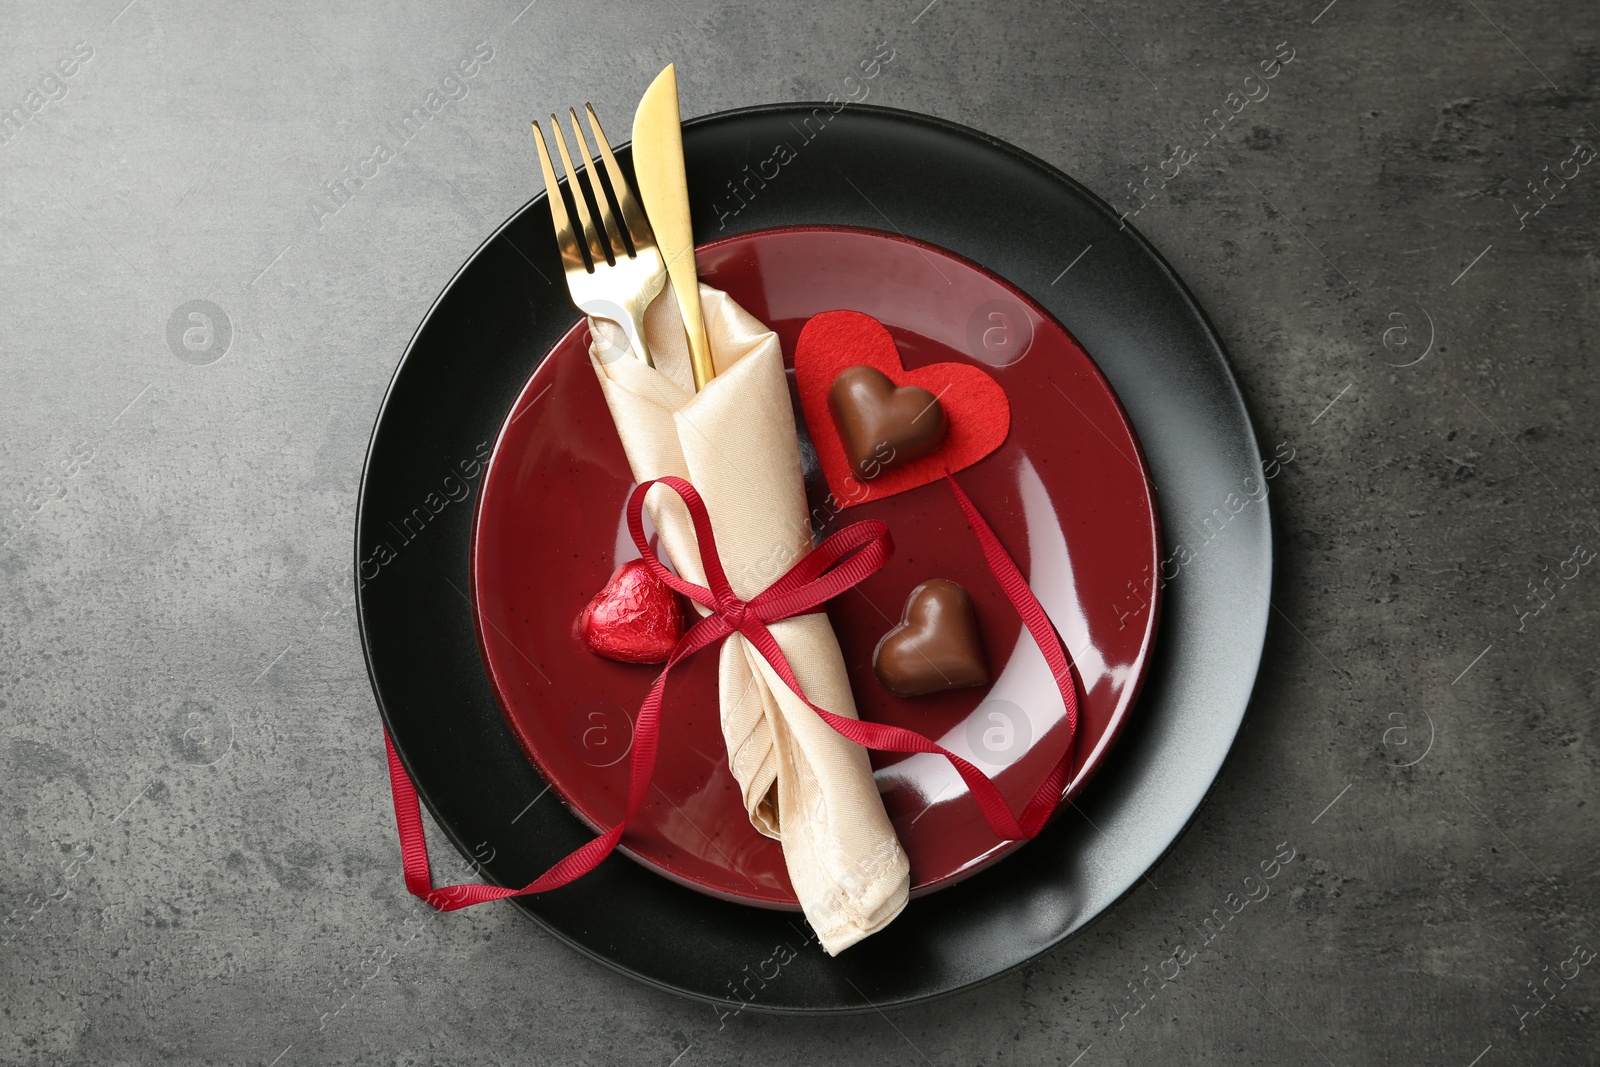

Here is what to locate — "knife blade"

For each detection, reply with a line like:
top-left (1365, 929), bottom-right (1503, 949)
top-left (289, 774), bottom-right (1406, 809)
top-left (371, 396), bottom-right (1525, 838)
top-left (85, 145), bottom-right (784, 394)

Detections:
top-left (631, 64), bottom-right (715, 390)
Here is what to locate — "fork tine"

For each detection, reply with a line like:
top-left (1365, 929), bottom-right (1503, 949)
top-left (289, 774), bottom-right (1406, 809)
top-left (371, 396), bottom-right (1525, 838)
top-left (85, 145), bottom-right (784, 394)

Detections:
top-left (531, 120), bottom-right (586, 274)
top-left (568, 107), bottom-right (629, 263)
top-left (585, 103), bottom-right (655, 250)
top-left (549, 113), bottom-right (607, 270)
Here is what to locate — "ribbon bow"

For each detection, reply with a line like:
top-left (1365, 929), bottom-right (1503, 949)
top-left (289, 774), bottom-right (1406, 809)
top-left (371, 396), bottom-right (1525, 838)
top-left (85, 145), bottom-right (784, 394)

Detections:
top-left (386, 474), bottom-right (1079, 911)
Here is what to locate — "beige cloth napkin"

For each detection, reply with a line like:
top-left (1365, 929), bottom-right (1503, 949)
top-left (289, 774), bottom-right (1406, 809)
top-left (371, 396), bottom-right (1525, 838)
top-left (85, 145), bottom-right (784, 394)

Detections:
top-left (587, 283), bottom-right (909, 954)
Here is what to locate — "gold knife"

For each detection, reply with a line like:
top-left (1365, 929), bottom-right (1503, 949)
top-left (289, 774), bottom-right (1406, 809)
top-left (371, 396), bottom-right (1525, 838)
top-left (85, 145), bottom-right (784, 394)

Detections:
top-left (632, 64), bottom-right (715, 390)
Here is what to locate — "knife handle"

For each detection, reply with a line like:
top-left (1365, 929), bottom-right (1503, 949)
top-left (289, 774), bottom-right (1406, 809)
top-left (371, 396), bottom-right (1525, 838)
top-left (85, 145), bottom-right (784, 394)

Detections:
top-left (672, 262), bottom-right (715, 389)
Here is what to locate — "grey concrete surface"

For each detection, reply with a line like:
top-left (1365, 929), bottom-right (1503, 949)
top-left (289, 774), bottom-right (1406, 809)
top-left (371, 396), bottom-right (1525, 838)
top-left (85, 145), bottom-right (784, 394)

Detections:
top-left (2, 0), bottom-right (1597, 1063)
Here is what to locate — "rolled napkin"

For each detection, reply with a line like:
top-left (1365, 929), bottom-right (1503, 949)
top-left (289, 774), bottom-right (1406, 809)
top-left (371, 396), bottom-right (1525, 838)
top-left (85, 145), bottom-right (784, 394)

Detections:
top-left (587, 284), bottom-right (910, 954)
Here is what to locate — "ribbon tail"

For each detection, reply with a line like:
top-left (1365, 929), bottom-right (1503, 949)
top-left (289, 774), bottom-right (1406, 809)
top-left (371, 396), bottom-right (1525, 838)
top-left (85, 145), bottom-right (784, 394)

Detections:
top-left (945, 474), bottom-right (1080, 837)
top-left (384, 723), bottom-right (629, 912)
top-left (385, 728), bottom-right (439, 902)
top-left (944, 474), bottom-right (1080, 836)
top-left (383, 617), bottom-right (705, 912)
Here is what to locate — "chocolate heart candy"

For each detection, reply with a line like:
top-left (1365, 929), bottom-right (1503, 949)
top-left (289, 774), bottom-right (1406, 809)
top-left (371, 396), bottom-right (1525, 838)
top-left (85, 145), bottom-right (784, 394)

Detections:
top-left (872, 579), bottom-right (989, 698)
top-left (827, 365), bottom-right (948, 480)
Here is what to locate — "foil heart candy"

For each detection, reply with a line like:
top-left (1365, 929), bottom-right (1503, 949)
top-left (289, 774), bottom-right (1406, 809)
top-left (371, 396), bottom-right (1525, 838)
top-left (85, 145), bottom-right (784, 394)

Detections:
top-left (575, 559), bottom-right (686, 665)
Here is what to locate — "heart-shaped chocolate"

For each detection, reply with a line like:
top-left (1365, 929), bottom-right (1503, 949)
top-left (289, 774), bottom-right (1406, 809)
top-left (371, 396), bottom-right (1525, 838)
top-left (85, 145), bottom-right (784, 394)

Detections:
top-left (575, 559), bottom-right (685, 664)
top-left (795, 311), bottom-right (1011, 505)
top-left (828, 366), bottom-right (948, 480)
top-left (872, 579), bottom-right (989, 698)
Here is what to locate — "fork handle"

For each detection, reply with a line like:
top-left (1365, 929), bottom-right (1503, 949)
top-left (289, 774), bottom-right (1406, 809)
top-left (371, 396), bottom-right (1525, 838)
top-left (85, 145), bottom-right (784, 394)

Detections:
top-left (618, 310), bottom-right (654, 369)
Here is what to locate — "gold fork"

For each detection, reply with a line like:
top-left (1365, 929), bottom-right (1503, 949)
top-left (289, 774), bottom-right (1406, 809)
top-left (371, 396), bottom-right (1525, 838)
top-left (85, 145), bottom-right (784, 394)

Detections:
top-left (532, 105), bottom-right (667, 368)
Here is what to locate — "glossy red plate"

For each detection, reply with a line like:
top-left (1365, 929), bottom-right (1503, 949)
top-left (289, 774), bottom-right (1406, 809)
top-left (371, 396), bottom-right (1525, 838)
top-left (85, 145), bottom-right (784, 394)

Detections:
top-left (470, 226), bottom-right (1160, 908)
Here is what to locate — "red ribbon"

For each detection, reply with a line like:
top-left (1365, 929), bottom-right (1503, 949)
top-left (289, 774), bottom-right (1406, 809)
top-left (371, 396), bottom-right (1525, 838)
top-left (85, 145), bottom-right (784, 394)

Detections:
top-left (385, 474), bottom-right (1079, 911)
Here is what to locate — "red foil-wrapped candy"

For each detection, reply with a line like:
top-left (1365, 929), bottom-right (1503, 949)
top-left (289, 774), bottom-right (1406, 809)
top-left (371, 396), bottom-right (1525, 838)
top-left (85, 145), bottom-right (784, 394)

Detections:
top-left (574, 559), bottom-right (686, 664)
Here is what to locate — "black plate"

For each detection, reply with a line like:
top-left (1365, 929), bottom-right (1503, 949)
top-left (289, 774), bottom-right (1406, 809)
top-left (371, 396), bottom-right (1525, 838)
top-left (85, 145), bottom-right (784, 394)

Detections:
top-left (355, 104), bottom-right (1271, 1013)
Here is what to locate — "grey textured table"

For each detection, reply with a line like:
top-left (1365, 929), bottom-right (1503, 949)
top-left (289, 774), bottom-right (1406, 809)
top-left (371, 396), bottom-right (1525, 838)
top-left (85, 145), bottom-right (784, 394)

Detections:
top-left (3, 1), bottom-right (1597, 1064)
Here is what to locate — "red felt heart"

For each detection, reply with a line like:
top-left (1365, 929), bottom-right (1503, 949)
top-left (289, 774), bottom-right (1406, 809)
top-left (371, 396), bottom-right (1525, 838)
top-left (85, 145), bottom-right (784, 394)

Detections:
top-left (795, 311), bottom-right (1011, 504)
top-left (574, 559), bottom-right (686, 664)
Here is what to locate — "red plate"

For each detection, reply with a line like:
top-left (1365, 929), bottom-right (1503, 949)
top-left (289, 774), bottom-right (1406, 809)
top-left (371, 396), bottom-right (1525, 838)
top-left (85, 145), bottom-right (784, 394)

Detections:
top-left (470, 226), bottom-right (1161, 908)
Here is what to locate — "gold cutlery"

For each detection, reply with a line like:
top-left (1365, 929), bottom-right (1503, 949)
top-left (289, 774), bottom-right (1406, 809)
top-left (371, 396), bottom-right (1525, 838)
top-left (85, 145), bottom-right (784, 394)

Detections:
top-left (631, 64), bottom-right (715, 389)
top-left (532, 105), bottom-right (667, 368)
